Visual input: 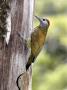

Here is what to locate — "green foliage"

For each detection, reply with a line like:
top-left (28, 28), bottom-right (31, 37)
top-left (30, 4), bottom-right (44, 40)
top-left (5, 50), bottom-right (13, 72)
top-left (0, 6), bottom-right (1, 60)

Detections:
top-left (33, 0), bottom-right (67, 89)
top-left (35, 0), bottom-right (67, 16)
top-left (37, 65), bottom-right (67, 90)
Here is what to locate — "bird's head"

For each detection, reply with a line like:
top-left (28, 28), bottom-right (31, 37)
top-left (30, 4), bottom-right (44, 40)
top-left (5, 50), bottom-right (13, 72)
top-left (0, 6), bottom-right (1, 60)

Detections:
top-left (35, 16), bottom-right (50, 30)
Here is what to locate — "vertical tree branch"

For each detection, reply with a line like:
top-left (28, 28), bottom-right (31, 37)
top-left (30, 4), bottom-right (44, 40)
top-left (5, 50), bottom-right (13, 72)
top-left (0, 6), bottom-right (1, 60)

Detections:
top-left (0, 0), bottom-right (34, 90)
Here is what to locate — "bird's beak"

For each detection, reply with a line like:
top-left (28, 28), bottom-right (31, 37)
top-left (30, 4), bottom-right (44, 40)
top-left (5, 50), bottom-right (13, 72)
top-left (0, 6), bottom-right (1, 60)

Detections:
top-left (35, 15), bottom-right (50, 28)
top-left (35, 15), bottom-right (42, 22)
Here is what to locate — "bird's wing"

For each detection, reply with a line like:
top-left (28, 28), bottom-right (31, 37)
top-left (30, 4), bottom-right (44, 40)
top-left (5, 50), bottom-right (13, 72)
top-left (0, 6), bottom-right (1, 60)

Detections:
top-left (31, 27), bottom-right (41, 56)
top-left (31, 26), bottom-right (47, 57)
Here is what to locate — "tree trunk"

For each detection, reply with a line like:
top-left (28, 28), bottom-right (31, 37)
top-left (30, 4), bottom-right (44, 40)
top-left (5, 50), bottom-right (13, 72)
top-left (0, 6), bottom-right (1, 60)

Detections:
top-left (0, 0), bottom-right (34, 90)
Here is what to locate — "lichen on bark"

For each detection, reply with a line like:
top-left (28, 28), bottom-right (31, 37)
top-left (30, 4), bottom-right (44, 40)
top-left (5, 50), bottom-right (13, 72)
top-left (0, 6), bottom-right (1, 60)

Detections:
top-left (0, 0), bottom-right (10, 39)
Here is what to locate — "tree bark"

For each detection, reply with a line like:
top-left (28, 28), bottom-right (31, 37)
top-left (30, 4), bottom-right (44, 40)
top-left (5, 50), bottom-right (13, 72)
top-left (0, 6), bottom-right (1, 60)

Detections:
top-left (0, 0), bottom-right (34, 90)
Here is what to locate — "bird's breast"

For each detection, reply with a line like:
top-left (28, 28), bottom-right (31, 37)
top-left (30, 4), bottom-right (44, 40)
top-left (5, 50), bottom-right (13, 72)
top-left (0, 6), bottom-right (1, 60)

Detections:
top-left (38, 30), bottom-right (47, 46)
top-left (31, 28), bottom-right (47, 56)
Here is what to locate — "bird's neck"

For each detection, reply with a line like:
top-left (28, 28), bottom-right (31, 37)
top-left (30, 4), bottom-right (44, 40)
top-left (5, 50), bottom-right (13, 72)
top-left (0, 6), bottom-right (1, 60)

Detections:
top-left (39, 26), bottom-right (48, 33)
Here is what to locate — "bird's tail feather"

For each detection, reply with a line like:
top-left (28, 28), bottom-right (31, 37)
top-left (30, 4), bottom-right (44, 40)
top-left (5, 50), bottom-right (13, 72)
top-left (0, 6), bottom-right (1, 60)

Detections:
top-left (26, 55), bottom-right (35, 71)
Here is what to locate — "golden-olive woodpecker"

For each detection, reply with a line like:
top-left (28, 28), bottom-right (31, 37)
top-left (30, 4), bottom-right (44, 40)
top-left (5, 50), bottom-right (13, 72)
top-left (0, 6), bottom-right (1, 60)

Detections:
top-left (26, 16), bottom-right (50, 70)
top-left (16, 16), bottom-right (50, 90)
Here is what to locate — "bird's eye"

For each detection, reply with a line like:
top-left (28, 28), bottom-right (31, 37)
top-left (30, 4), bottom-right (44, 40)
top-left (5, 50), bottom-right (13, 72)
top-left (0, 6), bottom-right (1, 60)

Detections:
top-left (43, 19), bottom-right (45, 21)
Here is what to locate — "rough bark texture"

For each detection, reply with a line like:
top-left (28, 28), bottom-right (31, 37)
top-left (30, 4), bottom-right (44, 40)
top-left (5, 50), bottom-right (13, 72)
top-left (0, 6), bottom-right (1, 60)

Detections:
top-left (0, 0), bottom-right (34, 90)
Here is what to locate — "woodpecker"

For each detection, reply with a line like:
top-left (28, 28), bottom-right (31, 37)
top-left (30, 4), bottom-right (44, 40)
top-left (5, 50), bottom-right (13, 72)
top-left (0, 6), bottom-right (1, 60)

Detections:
top-left (16, 16), bottom-right (50, 90)
top-left (26, 16), bottom-right (50, 70)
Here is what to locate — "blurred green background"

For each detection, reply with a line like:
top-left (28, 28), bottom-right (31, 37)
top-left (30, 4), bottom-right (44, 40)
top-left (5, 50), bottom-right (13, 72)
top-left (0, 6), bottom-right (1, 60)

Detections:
top-left (32, 0), bottom-right (67, 90)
